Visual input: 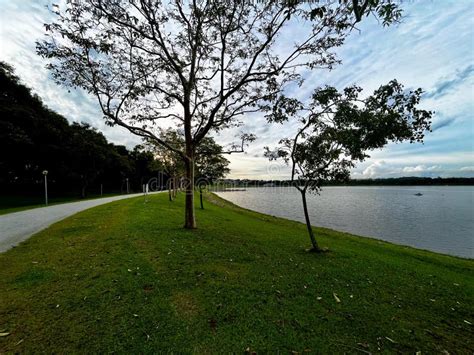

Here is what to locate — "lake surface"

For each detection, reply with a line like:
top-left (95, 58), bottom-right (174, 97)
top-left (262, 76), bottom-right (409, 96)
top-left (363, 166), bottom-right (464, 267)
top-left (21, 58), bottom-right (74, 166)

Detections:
top-left (215, 186), bottom-right (474, 258)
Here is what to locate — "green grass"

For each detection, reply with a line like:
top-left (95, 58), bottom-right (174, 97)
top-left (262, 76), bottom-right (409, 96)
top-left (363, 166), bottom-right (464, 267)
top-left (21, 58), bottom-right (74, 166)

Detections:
top-left (0, 193), bottom-right (472, 353)
top-left (0, 193), bottom-right (122, 215)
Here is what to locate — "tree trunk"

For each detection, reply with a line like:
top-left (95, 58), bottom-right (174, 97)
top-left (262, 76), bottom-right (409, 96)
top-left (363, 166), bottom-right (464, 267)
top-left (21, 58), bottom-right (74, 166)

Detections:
top-left (199, 186), bottom-right (204, 209)
top-left (184, 156), bottom-right (197, 229)
top-left (81, 181), bottom-right (87, 199)
top-left (173, 177), bottom-right (177, 198)
top-left (168, 178), bottom-right (172, 201)
top-left (300, 190), bottom-right (321, 251)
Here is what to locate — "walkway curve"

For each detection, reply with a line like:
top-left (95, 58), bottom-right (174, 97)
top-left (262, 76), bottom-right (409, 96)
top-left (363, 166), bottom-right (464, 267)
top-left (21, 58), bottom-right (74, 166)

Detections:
top-left (0, 192), bottom-right (162, 253)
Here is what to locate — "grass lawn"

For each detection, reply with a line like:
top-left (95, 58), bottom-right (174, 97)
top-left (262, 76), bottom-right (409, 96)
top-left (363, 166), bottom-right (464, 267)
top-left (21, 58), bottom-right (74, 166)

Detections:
top-left (0, 193), bottom-right (122, 216)
top-left (0, 193), bottom-right (472, 353)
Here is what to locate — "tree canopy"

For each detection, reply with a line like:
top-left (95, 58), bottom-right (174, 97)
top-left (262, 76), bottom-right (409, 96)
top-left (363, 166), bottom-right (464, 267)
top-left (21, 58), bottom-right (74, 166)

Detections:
top-left (0, 61), bottom-right (162, 198)
top-left (265, 81), bottom-right (432, 251)
top-left (145, 129), bottom-right (230, 185)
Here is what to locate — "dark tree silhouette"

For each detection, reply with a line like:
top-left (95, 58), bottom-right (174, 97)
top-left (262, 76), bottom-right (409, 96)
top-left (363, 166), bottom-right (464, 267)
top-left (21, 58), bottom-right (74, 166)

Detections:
top-left (0, 62), bottom-right (161, 199)
top-left (265, 82), bottom-right (432, 251)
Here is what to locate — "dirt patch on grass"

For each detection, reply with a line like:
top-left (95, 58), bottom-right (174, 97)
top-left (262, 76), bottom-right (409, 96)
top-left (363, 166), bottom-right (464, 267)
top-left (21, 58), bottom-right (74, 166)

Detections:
top-left (171, 291), bottom-right (200, 319)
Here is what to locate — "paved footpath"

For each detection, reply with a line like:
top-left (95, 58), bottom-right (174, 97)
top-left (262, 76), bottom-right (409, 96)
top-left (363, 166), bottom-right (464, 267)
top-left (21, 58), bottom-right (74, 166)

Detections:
top-left (0, 192), bottom-right (160, 253)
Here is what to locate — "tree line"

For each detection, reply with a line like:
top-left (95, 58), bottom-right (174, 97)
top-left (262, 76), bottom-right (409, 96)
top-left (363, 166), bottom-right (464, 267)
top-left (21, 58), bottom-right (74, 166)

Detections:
top-left (0, 62), bottom-right (156, 198)
top-left (217, 177), bottom-right (474, 187)
top-left (0, 61), bottom-right (231, 200)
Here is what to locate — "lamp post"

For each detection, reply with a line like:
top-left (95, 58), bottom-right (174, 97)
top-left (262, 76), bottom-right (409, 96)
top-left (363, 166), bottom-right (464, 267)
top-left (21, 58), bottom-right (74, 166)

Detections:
top-left (126, 178), bottom-right (129, 194)
top-left (42, 170), bottom-right (48, 205)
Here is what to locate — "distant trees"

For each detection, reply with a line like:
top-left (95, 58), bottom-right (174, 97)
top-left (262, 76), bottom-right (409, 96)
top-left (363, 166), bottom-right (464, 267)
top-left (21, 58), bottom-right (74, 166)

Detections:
top-left (36, 0), bottom-right (400, 229)
top-left (68, 122), bottom-right (112, 198)
top-left (146, 130), bottom-right (185, 201)
top-left (144, 129), bottom-right (230, 206)
top-left (217, 177), bottom-right (474, 187)
top-left (195, 137), bottom-right (231, 209)
top-left (265, 82), bottom-right (432, 251)
top-left (195, 137), bottom-right (231, 183)
top-left (1, 62), bottom-right (70, 188)
top-left (0, 62), bottom-right (161, 198)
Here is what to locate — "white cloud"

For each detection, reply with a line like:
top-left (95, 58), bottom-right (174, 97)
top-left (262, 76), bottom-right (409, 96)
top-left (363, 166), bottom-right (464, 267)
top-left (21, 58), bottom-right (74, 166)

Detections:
top-left (353, 160), bottom-right (474, 179)
top-left (360, 161), bottom-right (388, 178)
top-left (402, 165), bottom-right (442, 173)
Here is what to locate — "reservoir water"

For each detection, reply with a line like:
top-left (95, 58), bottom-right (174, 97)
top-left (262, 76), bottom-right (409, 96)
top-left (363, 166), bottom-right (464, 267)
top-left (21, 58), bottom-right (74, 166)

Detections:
top-left (215, 186), bottom-right (474, 258)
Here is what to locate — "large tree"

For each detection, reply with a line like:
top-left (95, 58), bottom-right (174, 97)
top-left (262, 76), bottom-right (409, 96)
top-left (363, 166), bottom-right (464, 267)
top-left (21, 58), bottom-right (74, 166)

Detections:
top-left (37, 0), bottom-right (401, 228)
top-left (265, 82), bottom-right (432, 251)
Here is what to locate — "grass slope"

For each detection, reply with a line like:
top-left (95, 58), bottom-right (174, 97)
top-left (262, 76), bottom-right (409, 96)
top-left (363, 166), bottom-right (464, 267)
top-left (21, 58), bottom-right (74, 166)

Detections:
top-left (0, 193), bottom-right (472, 353)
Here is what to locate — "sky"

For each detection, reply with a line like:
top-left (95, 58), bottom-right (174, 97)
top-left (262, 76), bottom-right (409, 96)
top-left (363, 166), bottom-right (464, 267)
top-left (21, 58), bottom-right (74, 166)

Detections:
top-left (0, 0), bottom-right (473, 180)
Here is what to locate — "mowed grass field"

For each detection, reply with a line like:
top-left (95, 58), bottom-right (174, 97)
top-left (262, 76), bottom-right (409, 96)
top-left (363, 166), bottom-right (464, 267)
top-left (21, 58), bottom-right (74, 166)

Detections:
top-left (0, 193), bottom-right (472, 353)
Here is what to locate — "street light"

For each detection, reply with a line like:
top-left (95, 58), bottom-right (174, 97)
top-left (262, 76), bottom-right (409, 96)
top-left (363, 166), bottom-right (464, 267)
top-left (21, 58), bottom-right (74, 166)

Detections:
top-left (42, 170), bottom-right (48, 205)
top-left (126, 178), bottom-right (129, 194)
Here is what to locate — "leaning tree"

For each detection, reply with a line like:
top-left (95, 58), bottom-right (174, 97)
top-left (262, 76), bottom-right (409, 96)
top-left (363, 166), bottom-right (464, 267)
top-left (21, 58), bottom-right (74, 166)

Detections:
top-left (265, 82), bottom-right (432, 251)
top-left (37, 0), bottom-right (401, 228)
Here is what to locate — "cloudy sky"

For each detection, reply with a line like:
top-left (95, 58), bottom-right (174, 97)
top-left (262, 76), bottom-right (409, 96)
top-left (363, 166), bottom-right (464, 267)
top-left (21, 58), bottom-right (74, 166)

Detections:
top-left (0, 0), bottom-right (473, 179)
